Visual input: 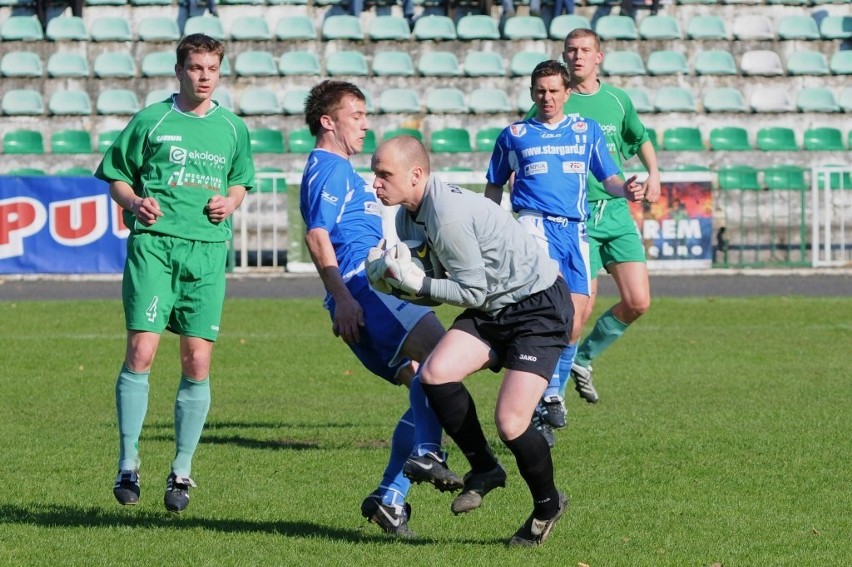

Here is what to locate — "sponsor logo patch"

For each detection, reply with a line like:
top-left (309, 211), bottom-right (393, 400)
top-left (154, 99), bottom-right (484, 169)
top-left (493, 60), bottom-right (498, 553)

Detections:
top-left (571, 121), bottom-right (588, 133)
top-left (524, 162), bottom-right (548, 176)
top-left (510, 124), bottom-right (527, 137)
top-left (563, 161), bottom-right (586, 174)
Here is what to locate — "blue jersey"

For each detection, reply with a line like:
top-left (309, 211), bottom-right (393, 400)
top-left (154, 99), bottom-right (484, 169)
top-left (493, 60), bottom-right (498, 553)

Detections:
top-left (300, 149), bottom-right (383, 277)
top-left (486, 116), bottom-right (620, 222)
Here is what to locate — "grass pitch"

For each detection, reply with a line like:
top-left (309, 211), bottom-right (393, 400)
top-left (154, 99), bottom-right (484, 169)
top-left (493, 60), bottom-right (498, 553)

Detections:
top-left (0, 295), bottom-right (849, 566)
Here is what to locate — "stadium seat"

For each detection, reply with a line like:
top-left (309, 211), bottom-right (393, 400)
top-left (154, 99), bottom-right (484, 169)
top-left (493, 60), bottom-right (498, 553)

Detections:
top-left (362, 130), bottom-right (377, 153)
top-left (749, 88), bottom-right (795, 113)
top-left (0, 16), bottom-right (44, 41)
top-left (47, 52), bottom-right (89, 78)
top-left (55, 167), bottom-right (94, 176)
top-left (212, 88), bottom-right (232, 110)
top-left (230, 16), bottom-right (272, 41)
top-left (326, 51), bottom-right (369, 76)
top-left (413, 15), bottom-right (456, 40)
top-left (686, 15), bottom-right (727, 40)
top-left (86, 0), bottom-right (128, 5)
top-left (49, 89), bottom-right (93, 115)
top-left (839, 88), bottom-right (852, 113)
top-left (549, 14), bottom-right (591, 40)
top-left (279, 51), bottom-right (321, 76)
top-left (234, 51), bottom-right (279, 77)
top-left (51, 129), bottom-right (92, 154)
top-left (654, 86), bottom-right (696, 112)
top-left (46, 16), bottom-right (88, 40)
top-left (282, 89), bottom-right (309, 114)
top-left (275, 16), bottom-right (316, 40)
top-left (757, 127), bottom-right (797, 151)
top-left (503, 16), bottom-right (548, 40)
top-left (1, 51), bottom-right (42, 77)
top-left (601, 51), bottom-right (645, 76)
top-left (475, 127), bottom-right (502, 151)
top-left (418, 51), bottom-right (462, 76)
top-left (239, 87), bottom-right (280, 115)
top-left (595, 15), bottom-right (638, 40)
top-left (220, 56), bottom-right (232, 76)
top-left (463, 51), bottom-right (505, 77)
top-left (322, 15), bottom-right (364, 40)
top-left (383, 127), bottom-right (423, 142)
top-left (424, 88), bottom-right (467, 113)
top-left (786, 50), bottom-right (830, 76)
top-left (90, 17), bottom-right (133, 41)
top-left (796, 87), bottom-right (840, 113)
top-left (732, 15), bottom-right (774, 40)
top-left (694, 50), bottom-right (737, 76)
top-left (2, 129), bottom-right (44, 154)
top-left (644, 127), bottom-right (658, 150)
top-left (287, 128), bottom-right (314, 154)
top-left (776, 15), bottom-right (820, 40)
top-left (131, 0), bottom-right (174, 5)
top-left (1, 89), bottom-right (44, 115)
top-left (646, 50), bottom-right (688, 76)
top-left (250, 128), bottom-right (285, 154)
top-left (96, 89), bottom-right (140, 115)
top-left (624, 87), bottom-right (653, 113)
top-left (709, 127), bottom-right (750, 151)
top-left (137, 17), bottom-right (180, 41)
top-left (516, 88), bottom-right (534, 113)
top-left (456, 15), bottom-right (500, 40)
top-left (255, 167), bottom-right (286, 194)
top-left (144, 89), bottom-right (172, 107)
top-left (184, 16), bottom-right (227, 40)
top-left (829, 51), bottom-right (852, 75)
top-left (6, 168), bottom-right (46, 176)
top-left (431, 127), bottom-right (472, 152)
top-left (510, 51), bottom-right (548, 77)
top-left (763, 165), bottom-right (807, 191)
top-left (820, 16), bottom-right (852, 40)
top-left (703, 87), bottom-right (749, 113)
top-left (717, 165), bottom-right (760, 191)
top-left (97, 130), bottom-right (121, 153)
top-left (378, 87), bottom-right (420, 113)
top-left (142, 51), bottom-right (177, 77)
top-left (662, 127), bottom-right (704, 151)
top-left (94, 52), bottom-right (137, 78)
top-left (469, 87), bottom-right (512, 114)
top-left (638, 15), bottom-right (681, 40)
top-left (368, 15), bottom-right (411, 41)
top-left (803, 127), bottom-right (844, 151)
top-left (740, 51), bottom-right (784, 76)
top-left (372, 51), bottom-right (415, 76)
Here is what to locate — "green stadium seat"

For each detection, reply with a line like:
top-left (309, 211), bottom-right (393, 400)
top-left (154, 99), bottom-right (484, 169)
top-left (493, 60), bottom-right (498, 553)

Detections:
top-left (803, 127), bottom-right (844, 151)
top-left (131, 0), bottom-right (173, 5)
top-left (2, 89), bottom-right (44, 115)
top-left (1, 16), bottom-right (44, 41)
top-left (3, 129), bottom-right (44, 154)
top-left (820, 16), bottom-right (852, 40)
top-left (776, 15), bottom-right (820, 40)
top-left (87, 0), bottom-right (128, 5)
top-left (829, 51), bottom-right (852, 75)
top-left (137, 17), bottom-right (181, 41)
top-left (694, 50), bottom-right (737, 76)
top-left (96, 89), bottom-right (140, 115)
top-left (624, 87), bottom-right (653, 113)
top-left (796, 87), bottom-right (840, 113)
top-left (463, 51), bottom-right (505, 77)
top-left (757, 127), bottom-right (798, 151)
top-left (709, 127), bottom-right (750, 151)
top-left (368, 16), bottom-right (411, 41)
top-left (815, 165), bottom-right (852, 191)
top-left (431, 128), bottom-right (472, 153)
top-left (475, 127), bottom-right (502, 151)
top-left (510, 51), bottom-right (548, 77)
top-left (516, 88), bottom-right (533, 113)
top-left (220, 0), bottom-right (264, 5)
top-left (425, 88), bottom-right (467, 113)
top-left (595, 15), bottom-right (638, 40)
top-left (549, 14), bottom-right (591, 40)
top-left (90, 17), bottom-right (133, 41)
top-left (503, 16), bottom-right (547, 40)
top-left (839, 88), bottom-right (852, 112)
top-left (645, 127), bottom-right (658, 150)
top-left (702, 87), bottom-right (748, 113)
top-left (362, 130), bottom-right (377, 153)
top-left (255, 167), bottom-right (286, 194)
top-left (654, 86), bottom-right (696, 112)
top-left (94, 52), bottom-right (137, 78)
top-left (384, 128), bottom-right (423, 142)
top-left (47, 53), bottom-right (89, 78)
top-left (686, 15), bottom-right (727, 40)
top-left (184, 16), bottom-right (226, 40)
top-left (326, 51), bottom-right (369, 76)
top-left (456, 15), bottom-right (500, 40)
top-left (732, 15), bottom-right (774, 41)
top-left (372, 51), bottom-right (415, 76)
top-left (7, 167), bottom-right (46, 176)
top-left (230, 16), bottom-right (271, 40)
top-left (238, 87), bottom-right (280, 115)
top-left (212, 89), bottom-right (231, 110)
top-left (276, 16), bottom-right (316, 40)
top-left (601, 51), bottom-right (645, 76)
top-left (413, 15), bottom-right (457, 40)
top-left (638, 15), bottom-right (681, 40)
top-left (662, 127), bottom-right (704, 151)
top-left (1, 51), bottom-right (43, 77)
top-left (469, 87), bottom-right (512, 114)
top-left (142, 51), bottom-right (177, 77)
top-left (46, 16), bottom-right (88, 40)
top-left (786, 50), bottom-right (830, 76)
top-left (97, 130), bottom-right (121, 153)
top-left (378, 88), bottom-right (420, 113)
top-left (740, 50), bottom-right (784, 76)
top-left (49, 89), bottom-right (93, 115)
top-left (718, 165), bottom-right (760, 191)
top-left (55, 167), bottom-right (94, 176)
top-left (51, 129), bottom-right (92, 154)
top-left (287, 128), bottom-right (315, 154)
top-left (418, 51), bottom-right (462, 76)
top-left (250, 128), bottom-right (286, 154)
top-left (234, 51), bottom-right (279, 77)
top-left (145, 89), bottom-right (173, 107)
top-left (279, 51), bottom-right (321, 76)
top-left (322, 15), bottom-right (364, 40)
top-left (282, 89), bottom-right (309, 114)
top-left (763, 165), bottom-right (807, 191)
top-left (646, 50), bottom-right (688, 76)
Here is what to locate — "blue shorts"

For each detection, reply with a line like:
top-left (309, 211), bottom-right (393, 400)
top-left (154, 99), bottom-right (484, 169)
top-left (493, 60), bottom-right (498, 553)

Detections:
top-left (324, 272), bottom-right (433, 384)
top-left (517, 211), bottom-right (591, 296)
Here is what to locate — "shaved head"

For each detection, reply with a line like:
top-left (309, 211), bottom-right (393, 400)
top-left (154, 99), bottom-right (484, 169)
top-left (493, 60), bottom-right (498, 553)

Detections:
top-left (379, 135), bottom-right (431, 176)
top-left (371, 135), bottom-right (431, 210)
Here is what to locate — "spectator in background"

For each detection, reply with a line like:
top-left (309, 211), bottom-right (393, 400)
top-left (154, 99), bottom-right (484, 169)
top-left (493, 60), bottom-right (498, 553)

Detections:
top-left (36, 0), bottom-right (83, 32)
top-left (178, 0), bottom-right (219, 35)
top-left (349, 0), bottom-right (417, 29)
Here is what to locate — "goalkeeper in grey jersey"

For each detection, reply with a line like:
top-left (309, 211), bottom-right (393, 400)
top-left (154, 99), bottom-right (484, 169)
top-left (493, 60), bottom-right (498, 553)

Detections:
top-left (366, 135), bottom-right (576, 546)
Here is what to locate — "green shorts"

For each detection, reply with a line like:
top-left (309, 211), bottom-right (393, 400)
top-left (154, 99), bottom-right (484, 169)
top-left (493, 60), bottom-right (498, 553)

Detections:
top-left (587, 198), bottom-right (646, 278)
top-left (123, 232), bottom-right (227, 341)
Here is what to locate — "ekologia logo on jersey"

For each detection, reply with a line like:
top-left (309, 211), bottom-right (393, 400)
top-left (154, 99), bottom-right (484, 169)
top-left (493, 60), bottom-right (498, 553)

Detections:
top-left (169, 145), bottom-right (226, 166)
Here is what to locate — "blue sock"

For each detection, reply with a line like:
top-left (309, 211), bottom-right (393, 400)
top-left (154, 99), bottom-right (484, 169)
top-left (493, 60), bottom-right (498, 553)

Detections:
top-left (557, 343), bottom-right (578, 398)
top-left (378, 408), bottom-right (414, 506)
top-left (116, 365), bottom-right (149, 471)
top-left (543, 366), bottom-right (561, 400)
top-left (172, 374), bottom-right (211, 477)
top-left (409, 372), bottom-right (443, 456)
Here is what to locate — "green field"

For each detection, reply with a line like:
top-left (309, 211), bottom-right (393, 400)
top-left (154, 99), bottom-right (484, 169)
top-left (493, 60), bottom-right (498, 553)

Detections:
top-left (0, 296), bottom-right (849, 566)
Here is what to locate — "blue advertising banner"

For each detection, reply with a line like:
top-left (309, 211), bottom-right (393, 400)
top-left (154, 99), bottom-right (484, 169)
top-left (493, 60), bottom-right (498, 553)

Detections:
top-left (0, 176), bottom-right (128, 274)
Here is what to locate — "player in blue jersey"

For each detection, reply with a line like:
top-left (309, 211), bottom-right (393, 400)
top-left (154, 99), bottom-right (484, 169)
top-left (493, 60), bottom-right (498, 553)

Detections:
top-left (299, 80), bottom-right (462, 537)
top-left (485, 60), bottom-right (644, 444)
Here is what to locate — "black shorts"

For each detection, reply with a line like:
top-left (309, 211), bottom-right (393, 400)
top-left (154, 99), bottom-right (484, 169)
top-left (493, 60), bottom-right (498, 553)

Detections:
top-left (451, 277), bottom-right (572, 380)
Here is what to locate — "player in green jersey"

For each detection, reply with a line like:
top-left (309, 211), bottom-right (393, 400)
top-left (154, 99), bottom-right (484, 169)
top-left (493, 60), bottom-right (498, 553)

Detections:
top-left (96, 33), bottom-right (255, 513)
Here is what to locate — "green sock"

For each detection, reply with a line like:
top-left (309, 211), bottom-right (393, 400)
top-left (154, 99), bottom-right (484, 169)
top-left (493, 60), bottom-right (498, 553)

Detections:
top-left (172, 374), bottom-right (211, 477)
top-left (575, 308), bottom-right (630, 368)
top-left (116, 365), bottom-right (149, 471)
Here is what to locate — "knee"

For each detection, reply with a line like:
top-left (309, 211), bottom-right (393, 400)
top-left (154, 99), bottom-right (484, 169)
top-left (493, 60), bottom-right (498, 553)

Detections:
top-left (494, 411), bottom-right (527, 441)
top-left (181, 350), bottom-right (211, 380)
top-left (623, 295), bottom-right (651, 320)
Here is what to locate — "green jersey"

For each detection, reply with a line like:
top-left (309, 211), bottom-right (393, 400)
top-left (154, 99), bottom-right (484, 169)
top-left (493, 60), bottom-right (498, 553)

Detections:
top-left (526, 81), bottom-right (649, 202)
top-left (96, 97), bottom-right (255, 242)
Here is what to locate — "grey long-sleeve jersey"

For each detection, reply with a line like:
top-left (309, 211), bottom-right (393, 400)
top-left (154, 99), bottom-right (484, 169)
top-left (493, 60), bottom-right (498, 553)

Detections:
top-left (396, 175), bottom-right (560, 315)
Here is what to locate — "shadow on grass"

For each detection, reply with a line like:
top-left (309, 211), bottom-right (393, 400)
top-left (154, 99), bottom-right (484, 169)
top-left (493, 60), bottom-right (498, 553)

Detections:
top-left (144, 420), bottom-right (362, 431)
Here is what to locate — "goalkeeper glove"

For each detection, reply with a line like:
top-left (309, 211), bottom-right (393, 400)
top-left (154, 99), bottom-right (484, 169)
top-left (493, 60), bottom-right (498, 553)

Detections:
top-left (382, 242), bottom-right (426, 297)
top-left (365, 238), bottom-right (393, 294)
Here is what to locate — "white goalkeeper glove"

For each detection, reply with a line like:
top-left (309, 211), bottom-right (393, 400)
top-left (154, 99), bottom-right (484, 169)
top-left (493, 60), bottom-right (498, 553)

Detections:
top-left (365, 238), bottom-right (393, 294)
top-left (382, 242), bottom-right (426, 297)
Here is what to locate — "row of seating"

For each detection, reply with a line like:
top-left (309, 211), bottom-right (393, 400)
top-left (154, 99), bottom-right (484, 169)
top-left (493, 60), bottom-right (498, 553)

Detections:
top-left (652, 125), bottom-right (850, 151)
top-left (2, 13), bottom-right (849, 43)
